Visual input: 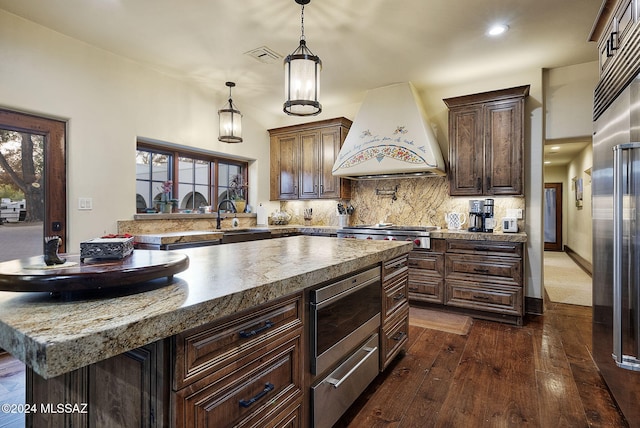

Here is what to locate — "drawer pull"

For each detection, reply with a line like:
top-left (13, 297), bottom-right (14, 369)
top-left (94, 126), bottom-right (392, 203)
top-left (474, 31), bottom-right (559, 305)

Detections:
top-left (473, 268), bottom-right (489, 274)
top-left (239, 382), bottom-right (274, 408)
top-left (239, 320), bottom-right (275, 338)
top-left (472, 294), bottom-right (491, 301)
top-left (392, 331), bottom-right (406, 341)
top-left (393, 293), bottom-right (405, 301)
top-left (474, 246), bottom-right (491, 251)
top-left (327, 346), bottom-right (378, 389)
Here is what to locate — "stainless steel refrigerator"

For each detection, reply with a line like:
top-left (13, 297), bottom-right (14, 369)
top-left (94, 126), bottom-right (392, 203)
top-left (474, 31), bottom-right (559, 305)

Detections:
top-left (593, 72), bottom-right (640, 426)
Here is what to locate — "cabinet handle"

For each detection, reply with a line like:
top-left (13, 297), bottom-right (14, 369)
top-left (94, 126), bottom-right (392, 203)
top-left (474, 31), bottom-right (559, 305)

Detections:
top-left (472, 294), bottom-right (491, 301)
top-left (239, 320), bottom-right (275, 338)
top-left (239, 382), bottom-right (275, 408)
top-left (393, 293), bottom-right (405, 301)
top-left (392, 331), bottom-right (406, 341)
top-left (320, 184), bottom-right (324, 193)
top-left (474, 246), bottom-right (490, 251)
top-left (473, 268), bottom-right (489, 274)
top-left (476, 177), bottom-right (481, 190)
top-left (608, 31), bottom-right (618, 55)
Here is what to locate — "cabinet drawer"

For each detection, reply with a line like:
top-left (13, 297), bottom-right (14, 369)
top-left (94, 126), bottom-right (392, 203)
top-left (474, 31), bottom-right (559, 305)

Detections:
top-left (383, 272), bottom-right (408, 320)
top-left (174, 334), bottom-right (302, 428)
top-left (408, 272), bottom-right (444, 304)
top-left (381, 307), bottom-right (409, 370)
top-left (408, 250), bottom-right (444, 275)
top-left (445, 254), bottom-right (522, 286)
top-left (446, 279), bottom-right (522, 315)
top-left (446, 240), bottom-right (522, 257)
top-left (173, 294), bottom-right (303, 389)
top-left (382, 255), bottom-right (409, 281)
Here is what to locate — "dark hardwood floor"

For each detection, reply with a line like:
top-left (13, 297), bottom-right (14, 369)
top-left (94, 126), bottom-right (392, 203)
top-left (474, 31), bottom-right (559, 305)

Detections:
top-left (337, 301), bottom-right (628, 428)
top-left (0, 302), bottom-right (629, 427)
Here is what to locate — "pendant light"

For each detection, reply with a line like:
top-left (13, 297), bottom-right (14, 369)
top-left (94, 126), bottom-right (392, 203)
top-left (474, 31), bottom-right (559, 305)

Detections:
top-left (283, 0), bottom-right (322, 116)
top-left (218, 81), bottom-right (243, 143)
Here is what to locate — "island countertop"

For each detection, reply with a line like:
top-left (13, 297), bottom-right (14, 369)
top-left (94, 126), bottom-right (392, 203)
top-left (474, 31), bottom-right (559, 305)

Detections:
top-left (0, 236), bottom-right (412, 379)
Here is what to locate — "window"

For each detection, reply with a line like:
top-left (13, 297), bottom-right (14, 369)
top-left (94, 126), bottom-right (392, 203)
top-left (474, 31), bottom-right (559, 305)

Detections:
top-left (135, 142), bottom-right (248, 213)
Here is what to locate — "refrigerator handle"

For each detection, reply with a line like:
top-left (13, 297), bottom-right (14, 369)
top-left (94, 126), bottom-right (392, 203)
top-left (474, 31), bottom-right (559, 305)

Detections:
top-left (613, 143), bottom-right (640, 370)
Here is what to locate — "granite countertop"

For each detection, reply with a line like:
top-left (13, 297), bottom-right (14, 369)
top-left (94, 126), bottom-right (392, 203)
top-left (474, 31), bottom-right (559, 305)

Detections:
top-left (134, 230), bottom-right (224, 245)
top-left (0, 236), bottom-right (411, 379)
top-left (431, 229), bottom-right (528, 242)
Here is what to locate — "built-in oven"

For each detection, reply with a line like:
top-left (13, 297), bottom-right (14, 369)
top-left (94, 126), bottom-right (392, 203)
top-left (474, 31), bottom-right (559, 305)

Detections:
top-left (309, 266), bottom-right (381, 428)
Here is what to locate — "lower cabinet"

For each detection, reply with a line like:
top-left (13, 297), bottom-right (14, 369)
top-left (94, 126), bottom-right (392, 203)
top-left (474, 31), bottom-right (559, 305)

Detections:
top-left (172, 293), bottom-right (303, 428)
top-left (408, 238), bottom-right (525, 325)
top-left (380, 255), bottom-right (409, 369)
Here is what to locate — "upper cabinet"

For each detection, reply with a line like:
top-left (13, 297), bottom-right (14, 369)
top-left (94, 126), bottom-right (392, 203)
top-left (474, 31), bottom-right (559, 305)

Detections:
top-left (443, 86), bottom-right (530, 197)
top-left (591, 0), bottom-right (640, 119)
top-left (269, 117), bottom-right (352, 201)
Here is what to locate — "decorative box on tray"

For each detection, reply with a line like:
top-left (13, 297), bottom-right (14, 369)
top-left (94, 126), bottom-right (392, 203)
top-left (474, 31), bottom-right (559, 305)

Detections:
top-left (80, 234), bottom-right (134, 262)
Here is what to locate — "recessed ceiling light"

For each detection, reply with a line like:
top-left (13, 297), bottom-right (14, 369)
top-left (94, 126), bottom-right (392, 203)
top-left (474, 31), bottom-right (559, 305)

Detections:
top-left (550, 146), bottom-right (560, 150)
top-left (544, 161), bottom-right (551, 164)
top-left (487, 24), bottom-right (509, 37)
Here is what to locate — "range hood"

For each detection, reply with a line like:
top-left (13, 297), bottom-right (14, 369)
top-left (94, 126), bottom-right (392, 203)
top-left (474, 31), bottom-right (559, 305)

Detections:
top-left (332, 82), bottom-right (446, 180)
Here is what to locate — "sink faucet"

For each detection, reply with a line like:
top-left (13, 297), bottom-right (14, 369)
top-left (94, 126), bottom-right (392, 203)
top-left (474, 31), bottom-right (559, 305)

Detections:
top-left (216, 199), bottom-right (237, 229)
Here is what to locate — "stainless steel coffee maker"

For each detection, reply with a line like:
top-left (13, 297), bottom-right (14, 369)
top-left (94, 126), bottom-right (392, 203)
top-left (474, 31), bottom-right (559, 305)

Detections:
top-left (468, 200), bottom-right (484, 232)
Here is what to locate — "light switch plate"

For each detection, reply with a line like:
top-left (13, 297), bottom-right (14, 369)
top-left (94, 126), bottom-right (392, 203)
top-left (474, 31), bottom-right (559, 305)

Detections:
top-left (78, 197), bottom-right (93, 210)
top-left (506, 208), bottom-right (523, 219)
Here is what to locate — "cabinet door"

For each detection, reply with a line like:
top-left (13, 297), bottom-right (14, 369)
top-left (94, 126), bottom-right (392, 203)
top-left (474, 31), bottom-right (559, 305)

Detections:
top-left (448, 105), bottom-right (484, 196)
top-left (271, 134), bottom-right (299, 200)
top-left (484, 98), bottom-right (524, 195)
top-left (318, 127), bottom-right (341, 199)
top-left (299, 131), bottom-right (319, 199)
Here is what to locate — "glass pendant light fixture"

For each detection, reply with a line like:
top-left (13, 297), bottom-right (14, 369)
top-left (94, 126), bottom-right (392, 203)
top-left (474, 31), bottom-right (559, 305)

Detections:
top-left (218, 81), bottom-right (243, 143)
top-left (283, 0), bottom-right (322, 116)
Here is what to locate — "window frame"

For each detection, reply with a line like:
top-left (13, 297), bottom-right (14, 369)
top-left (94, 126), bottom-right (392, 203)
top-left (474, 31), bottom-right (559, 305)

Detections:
top-left (136, 141), bottom-right (248, 213)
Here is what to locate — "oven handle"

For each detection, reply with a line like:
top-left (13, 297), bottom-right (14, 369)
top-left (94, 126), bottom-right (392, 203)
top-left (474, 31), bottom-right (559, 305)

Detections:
top-left (313, 276), bottom-right (379, 310)
top-left (325, 346), bottom-right (378, 389)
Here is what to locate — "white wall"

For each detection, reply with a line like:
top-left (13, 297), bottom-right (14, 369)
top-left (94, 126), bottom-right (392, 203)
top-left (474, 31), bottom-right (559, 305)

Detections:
top-left (545, 61), bottom-right (599, 139)
top-left (0, 10), bottom-right (272, 250)
top-left (566, 144), bottom-right (593, 263)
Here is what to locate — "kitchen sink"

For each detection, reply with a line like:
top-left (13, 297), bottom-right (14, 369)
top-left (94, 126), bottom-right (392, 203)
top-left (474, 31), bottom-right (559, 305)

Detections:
top-left (219, 229), bottom-right (272, 244)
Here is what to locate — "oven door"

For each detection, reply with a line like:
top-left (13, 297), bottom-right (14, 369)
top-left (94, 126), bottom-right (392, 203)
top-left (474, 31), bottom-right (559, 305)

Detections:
top-left (310, 266), bottom-right (381, 376)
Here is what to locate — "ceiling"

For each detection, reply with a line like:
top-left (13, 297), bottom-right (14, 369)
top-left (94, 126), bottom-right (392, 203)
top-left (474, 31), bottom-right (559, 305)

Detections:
top-left (0, 0), bottom-right (603, 121)
top-left (544, 138), bottom-right (591, 166)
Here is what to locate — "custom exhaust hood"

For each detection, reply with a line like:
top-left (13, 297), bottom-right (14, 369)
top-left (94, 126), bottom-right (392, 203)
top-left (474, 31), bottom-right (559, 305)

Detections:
top-left (332, 82), bottom-right (446, 180)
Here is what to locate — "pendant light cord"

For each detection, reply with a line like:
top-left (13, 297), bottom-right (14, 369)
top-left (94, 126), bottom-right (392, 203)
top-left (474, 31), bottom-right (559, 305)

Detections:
top-left (300, 5), bottom-right (305, 42)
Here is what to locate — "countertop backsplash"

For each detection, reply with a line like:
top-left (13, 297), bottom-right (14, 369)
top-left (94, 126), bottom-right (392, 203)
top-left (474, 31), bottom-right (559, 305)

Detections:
top-left (281, 177), bottom-right (525, 231)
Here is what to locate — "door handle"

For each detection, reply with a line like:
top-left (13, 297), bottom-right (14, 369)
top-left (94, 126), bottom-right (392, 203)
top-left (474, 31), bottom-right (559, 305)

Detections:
top-left (612, 143), bottom-right (640, 370)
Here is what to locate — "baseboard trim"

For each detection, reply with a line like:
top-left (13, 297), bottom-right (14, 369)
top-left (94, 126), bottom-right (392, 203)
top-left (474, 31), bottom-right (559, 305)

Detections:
top-left (563, 245), bottom-right (592, 276)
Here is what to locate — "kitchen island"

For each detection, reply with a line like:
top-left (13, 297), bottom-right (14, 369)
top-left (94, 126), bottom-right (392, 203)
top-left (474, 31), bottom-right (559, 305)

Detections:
top-left (0, 236), bottom-right (412, 427)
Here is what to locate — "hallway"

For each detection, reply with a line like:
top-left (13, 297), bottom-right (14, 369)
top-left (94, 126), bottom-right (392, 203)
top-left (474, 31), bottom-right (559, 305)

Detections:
top-left (544, 251), bottom-right (592, 306)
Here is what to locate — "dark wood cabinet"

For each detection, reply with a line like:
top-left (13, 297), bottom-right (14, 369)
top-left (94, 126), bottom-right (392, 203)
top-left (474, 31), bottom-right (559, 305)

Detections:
top-left (444, 86), bottom-right (529, 196)
top-left (444, 239), bottom-right (525, 325)
top-left (407, 239), bottom-right (445, 304)
top-left (591, 0), bottom-right (640, 119)
top-left (172, 293), bottom-right (303, 428)
top-left (269, 117), bottom-right (352, 201)
top-left (27, 340), bottom-right (169, 428)
top-left (380, 255), bottom-right (409, 370)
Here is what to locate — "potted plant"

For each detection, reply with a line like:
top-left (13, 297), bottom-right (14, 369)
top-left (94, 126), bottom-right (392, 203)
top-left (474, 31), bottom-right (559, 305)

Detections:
top-left (157, 180), bottom-right (175, 213)
top-left (229, 174), bottom-right (247, 213)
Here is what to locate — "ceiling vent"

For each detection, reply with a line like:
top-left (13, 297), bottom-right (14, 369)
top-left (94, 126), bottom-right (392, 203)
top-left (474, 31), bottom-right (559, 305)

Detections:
top-left (244, 46), bottom-right (282, 64)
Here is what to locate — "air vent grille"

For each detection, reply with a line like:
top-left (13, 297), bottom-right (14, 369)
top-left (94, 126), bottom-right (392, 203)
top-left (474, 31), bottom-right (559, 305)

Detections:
top-left (244, 46), bottom-right (282, 64)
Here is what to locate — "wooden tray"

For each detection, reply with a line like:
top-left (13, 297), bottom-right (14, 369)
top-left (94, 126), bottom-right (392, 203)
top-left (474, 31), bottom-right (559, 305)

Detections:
top-left (0, 250), bottom-right (189, 292)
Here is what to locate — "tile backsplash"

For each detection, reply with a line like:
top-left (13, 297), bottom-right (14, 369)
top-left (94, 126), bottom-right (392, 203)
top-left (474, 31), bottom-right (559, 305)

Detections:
top-left (281, 177), bottom-right (525, 231)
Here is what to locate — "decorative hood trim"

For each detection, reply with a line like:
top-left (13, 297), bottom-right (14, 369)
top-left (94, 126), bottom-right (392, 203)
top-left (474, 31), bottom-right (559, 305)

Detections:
top-left (332, 82), bottom-right (446, 180)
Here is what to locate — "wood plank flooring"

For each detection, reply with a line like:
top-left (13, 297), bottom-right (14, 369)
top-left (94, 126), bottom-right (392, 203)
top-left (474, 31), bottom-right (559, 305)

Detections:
top-left (337, 302), bottom-right (629, 428)
top-left (0, 302), bottom-right (629, 427)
